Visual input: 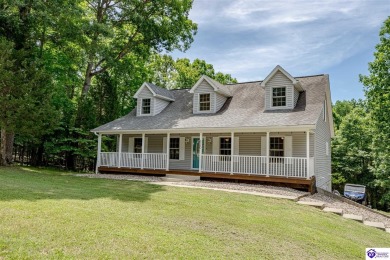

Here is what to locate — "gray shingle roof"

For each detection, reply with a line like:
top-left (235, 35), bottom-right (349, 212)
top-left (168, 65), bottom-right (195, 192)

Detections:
top-left (147, 82), bottom-right (175, 100)
top-left (202, 75), bottom-right (232, 96)
top-left (92, 75), bottom-right (328, 132)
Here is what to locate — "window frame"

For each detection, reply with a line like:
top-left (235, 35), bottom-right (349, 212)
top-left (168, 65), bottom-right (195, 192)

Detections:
top-left (199, 93), bottom-right (211, 112)
top-left (169, 137), bottom-right (180, 160)
top-left (271, 87), bottom-right (287, 108)
top-left (141, 98), bottom-right (151, 115)
top-left (269, 137), bottom-right (284, 157)
top-left (134, 138), bottom-right (143, 154)
top-left (219, 137), bottom-right (232, 161)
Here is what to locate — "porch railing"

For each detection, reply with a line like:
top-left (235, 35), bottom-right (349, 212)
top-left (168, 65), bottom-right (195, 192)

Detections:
top-left (99, 152), bottom-right (314, 179)
top-left (100, 152), bottom-right (166, 170)
top-left (201, 154), bottom-right (312, 178)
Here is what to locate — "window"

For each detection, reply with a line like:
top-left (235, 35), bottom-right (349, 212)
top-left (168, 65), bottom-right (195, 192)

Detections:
top-left (272, 87), bottom-right (286, 107)
top-left (170, 138), bottom-right (180, 160)
top-left (270, 137), bottom-right (284, 157)
top-left (199, 93), bottom-right (211, 111)
top-left (142, 98), bottom-right (151, 114)
top-left (134, 138), bottom-right (142, 154)
top-left (220, 138), bottom-right (231, 161)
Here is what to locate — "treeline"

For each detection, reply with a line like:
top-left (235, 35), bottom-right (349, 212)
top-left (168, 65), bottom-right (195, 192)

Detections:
top-left (0, 1), bottom-right (236, 170)
top-left (332, 17), bottom-right (390, 211)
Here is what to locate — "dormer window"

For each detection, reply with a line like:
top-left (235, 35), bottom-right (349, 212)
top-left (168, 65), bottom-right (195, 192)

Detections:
top-left (272, 87), bottom-right (286, 107)
top-left (142, 99), bottom-right (151, 114)
top-left (199, 93), bottom-right (211, 111)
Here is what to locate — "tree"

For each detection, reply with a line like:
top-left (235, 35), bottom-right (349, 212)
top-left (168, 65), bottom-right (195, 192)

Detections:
top-left (360, 16), bottom-right (390, 210)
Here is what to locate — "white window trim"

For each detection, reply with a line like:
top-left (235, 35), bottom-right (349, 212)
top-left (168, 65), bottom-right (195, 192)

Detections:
top-left (197, 93), bottom-right (212, 113)
top-left (140, 98), bottom-right (153, 116)
top-left (270, 86), bottom-right (288, 109)
top-left (168, 136), bottom-right (181, 161)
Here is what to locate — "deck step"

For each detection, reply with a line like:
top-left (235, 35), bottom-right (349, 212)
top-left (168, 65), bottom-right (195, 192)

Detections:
top-left (343, 214), bottom-right (363, 222)
top-left (363, 221), bottom-right (386, 231)
top-left (165, 174), bottom-right (200, 181)
top-left (160, 177), bottom-right (185, 182)
top-left (297, 201), bottom-right (325, 209)
top-left (386, 228), bottom-right (390, 233)
top-left (323, 207), bottom-right (343, 215)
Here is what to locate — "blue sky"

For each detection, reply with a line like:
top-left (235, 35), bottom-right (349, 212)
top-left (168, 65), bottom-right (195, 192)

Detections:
top-left (172, 0), bottom-right (390, 102)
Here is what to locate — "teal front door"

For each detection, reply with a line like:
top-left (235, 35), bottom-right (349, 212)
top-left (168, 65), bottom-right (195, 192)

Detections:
top-left (192, 138), bottom-right (204, 169)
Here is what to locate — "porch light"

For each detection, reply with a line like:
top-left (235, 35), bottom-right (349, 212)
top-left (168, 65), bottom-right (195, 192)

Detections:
top-left (207, 138), bottom-right (212, 143)
top-left (185, 138), bottom-right (190, 144)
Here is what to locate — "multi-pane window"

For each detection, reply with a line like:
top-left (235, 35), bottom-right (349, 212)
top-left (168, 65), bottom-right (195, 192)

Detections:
top-left (170, 138), bottom-right (180, 160)
top-left (134, 138), bottom-right (142, 153)
top-left (199, 93), bottom-right (211, 111)
top-left (270, 137), bottom-right (284, 157)
top-left (220, 137), bottom-right (231, 155)
top-left (272, 87), bottom-right (286, 107)
top-left (142, 98), bottom-right (151, 114)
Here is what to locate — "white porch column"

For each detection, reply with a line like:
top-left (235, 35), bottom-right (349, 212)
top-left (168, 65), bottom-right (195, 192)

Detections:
top-left (230, 132), bottom-right (234, 175)
top-left (166, 133), bottom-right (170, 171)
top-left (199, 132), bottom-right (203, 173)
top-left (141, 133), bottom-right (145, 169)
top-left (306, 131), bottom-right (310, 179)
top-left (266, 131), bottom-right (270, 177)
top-left (118, 134), bottom-right (123, 168)
top-left (95, 133), bottom-right (102, 174)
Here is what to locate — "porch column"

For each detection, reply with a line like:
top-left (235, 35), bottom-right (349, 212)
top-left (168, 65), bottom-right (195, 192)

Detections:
top-left (141, 133), bottom-right (145, 169)
top-left (199, 132), bottom-right (203, 173)
top-left (118, 134), bottom-right (123, 168)
top-left (230, 132), bottom-right (234, 175)
top-left (306, 131), bottom-right (310, 179)
top-left (266, 131), bottom-right (270, 177)
top-left (95, 133), bottom-right (102, 174)
top-left (166, 133), bottom-right (170, 171)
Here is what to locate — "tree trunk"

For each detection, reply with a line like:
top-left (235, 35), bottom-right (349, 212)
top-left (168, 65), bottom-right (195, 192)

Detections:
top-left (0, 129), bottom-right (14, 166)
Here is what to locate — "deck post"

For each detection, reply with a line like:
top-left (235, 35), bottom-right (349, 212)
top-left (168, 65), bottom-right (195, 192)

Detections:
top-left (166, 133), bottom-right (170, 171)
top-left (141, 133), bottom-right (145, 169)
top-left (95, 133), bottom-right (102, 174)
top-left (118, 134), bottom-right (123, 168)
top-left (266, 131), bottom-right (270, 177)
top-left (230, 131), bottom-right (234, 175)
top-left (306, 131), bottom-right (310, 180)
top-left (199, 132), bottom-right (203, 173)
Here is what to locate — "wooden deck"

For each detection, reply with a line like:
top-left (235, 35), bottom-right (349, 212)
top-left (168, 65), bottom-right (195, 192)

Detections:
top-left (98, 166), bottom-right (316, 193)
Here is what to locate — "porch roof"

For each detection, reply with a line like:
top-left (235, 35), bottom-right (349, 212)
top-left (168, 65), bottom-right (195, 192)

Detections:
top-left (92, 75), bottom-right (328, 133)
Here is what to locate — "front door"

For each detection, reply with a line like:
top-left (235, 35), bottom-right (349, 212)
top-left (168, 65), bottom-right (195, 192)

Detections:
top-left (192, 138), bottom-right (204, 169)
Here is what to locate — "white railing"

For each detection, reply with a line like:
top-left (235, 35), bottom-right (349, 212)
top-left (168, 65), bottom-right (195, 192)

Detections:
top-left (143, 153), bottom-right (167, 170)
top-left (100, 152), bottom-right (166, 170)
top-left (100, 152), bottom-right (118, 167)
top-left (202, 154), bottom-right (232, 173)
top-left (201, 154), bottom-right (311, 178)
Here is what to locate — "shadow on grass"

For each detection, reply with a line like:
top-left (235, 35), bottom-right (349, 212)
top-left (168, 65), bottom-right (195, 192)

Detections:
top-left (0, 166), bottom-right (165, 202)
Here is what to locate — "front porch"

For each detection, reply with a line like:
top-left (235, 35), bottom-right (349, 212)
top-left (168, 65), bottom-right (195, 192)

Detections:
top-left (95, 129), bottom-right (316, 191)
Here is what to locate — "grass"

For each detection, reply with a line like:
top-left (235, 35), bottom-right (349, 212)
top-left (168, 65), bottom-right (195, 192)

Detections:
top-left (0, 167), bottom-right (389, 259)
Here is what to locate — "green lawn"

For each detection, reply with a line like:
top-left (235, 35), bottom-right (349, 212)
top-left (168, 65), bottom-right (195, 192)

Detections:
top-left (0, 167), bottom-right (388, 259)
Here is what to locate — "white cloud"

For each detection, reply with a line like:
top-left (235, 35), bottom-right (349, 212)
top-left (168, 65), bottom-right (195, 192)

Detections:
top-left (174, 0), bottom-right (390, 82)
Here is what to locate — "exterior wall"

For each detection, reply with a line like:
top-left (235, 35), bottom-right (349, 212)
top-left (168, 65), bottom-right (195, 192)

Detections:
top-left (314, 106), bottom-right (332, 191)
top-left (136, 87), bottom-right (154, 116)
top-left (193, 80), bottom-right (227, 114)
top-left (265, 71), bottom-right (295, 110)
top-left (154, 98), bottom-right (170, 115)
top-left (294, 88), bottom-right (300, 107)
top-left (117, 131), bottom-right (315, 171)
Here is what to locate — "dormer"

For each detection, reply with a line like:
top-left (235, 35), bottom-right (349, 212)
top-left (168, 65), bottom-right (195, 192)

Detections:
top-left (261, 65), bottom-right (303, 110)
top-left (134, 82), bottom-right (175, 116)
top-left (189, 75), bottom-right (232, 114)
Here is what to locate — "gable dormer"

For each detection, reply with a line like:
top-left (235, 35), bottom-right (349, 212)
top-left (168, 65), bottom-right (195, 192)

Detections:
top-left (189, 75), bottom-right (231, 114)
top-left (261, 65), bottom-right (303, 110)
top-left (134, 82), bottom-right (175, 116)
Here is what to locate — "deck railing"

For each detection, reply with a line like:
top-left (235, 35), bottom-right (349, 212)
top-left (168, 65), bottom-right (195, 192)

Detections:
top-left (100, 152), bottom-right (314, 178)
top-left (100, 152), bottom-right (166, 170)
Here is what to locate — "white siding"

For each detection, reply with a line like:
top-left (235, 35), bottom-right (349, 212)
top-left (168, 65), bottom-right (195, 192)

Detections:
top-left (215, 92), bottom-right (227, 112)
top-left (314, 107), bottom-right (332, 191)
top-left (265, 71), bottom-right (295, 110)
top-left (136, 87), bottom-right (154, 116)
top-left (294, 88), bottom-right (300, 107)
top-left (193, 80), bottom-right (220, 114)
top-left (154, 98), bottom-right (170, 115)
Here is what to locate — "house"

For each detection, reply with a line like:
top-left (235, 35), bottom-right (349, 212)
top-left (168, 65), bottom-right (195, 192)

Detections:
top-left (92, 65), bottom-right (334, 192)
